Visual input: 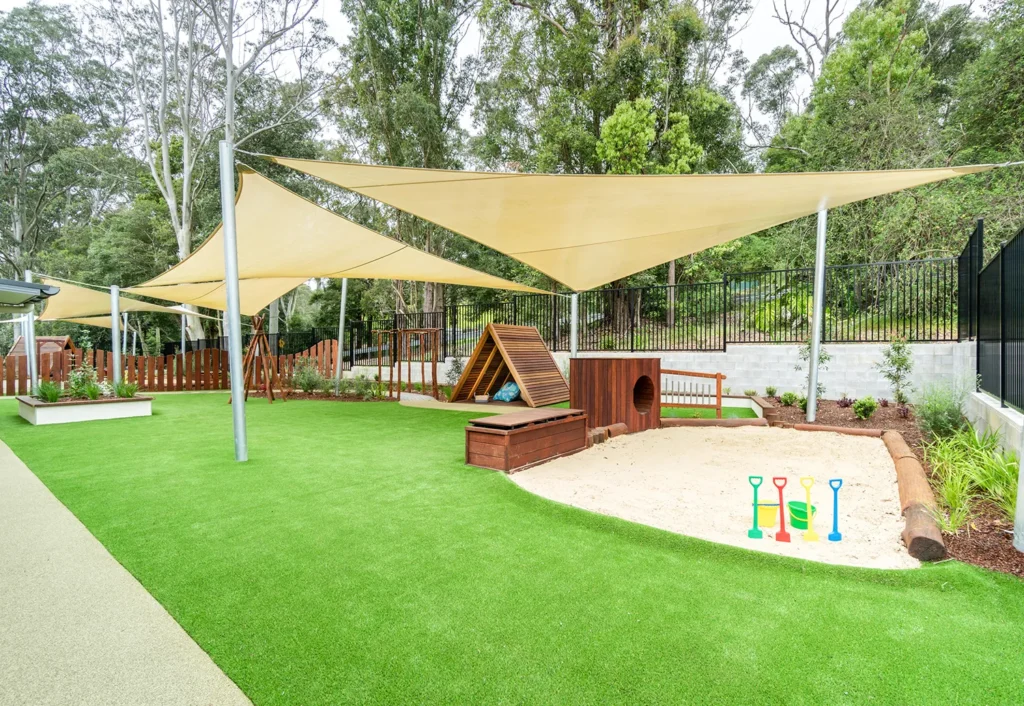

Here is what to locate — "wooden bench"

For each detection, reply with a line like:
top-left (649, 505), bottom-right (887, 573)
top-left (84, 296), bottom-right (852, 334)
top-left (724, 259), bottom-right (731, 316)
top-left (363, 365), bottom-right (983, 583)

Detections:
top-left (465, 408), bottom-right (587, 473)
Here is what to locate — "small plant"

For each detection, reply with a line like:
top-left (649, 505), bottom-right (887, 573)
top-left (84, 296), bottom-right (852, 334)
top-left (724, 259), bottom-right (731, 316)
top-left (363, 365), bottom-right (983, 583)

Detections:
top-left (836, 395), bottom-right (854, 408)
top-left (765, 385), bottom-right (777, 398)
top-left (445, 357), bottom-right (465, 388)
top-left (797, 394), bottom-right (808, 412)
top-left (780, 391), bottom-right (797, 407)
top-left (852, 396), bottom-right (878, 420)
top-left (293, 358), bottom-right (327, 394)
top-left (114, 380), bottom-right (139, 398)
top-left (35, 380), bottom-right (62, 403)
top-left (723, 387), bottom-right (731, 395)
top-left (796, 340), bottom-right (830, 399)
top-left (68, 363), bottom-right (98, 400)
top-left (99, 381), bottom-right (115, 397)
top-left (897, 405), bottom-right (910, 419)
top-left (743, 389), bottom-right (757, 397)
top-left (352, 374), bottom-right (383, 400)
top-left (878, 398), bottom-right (889, 407)
top-left (916, 380), bottom-right (968, 440)
top-left (85, 382), bottom-right (102, 400)
top-left (876, 337), bottom-right (914, 405)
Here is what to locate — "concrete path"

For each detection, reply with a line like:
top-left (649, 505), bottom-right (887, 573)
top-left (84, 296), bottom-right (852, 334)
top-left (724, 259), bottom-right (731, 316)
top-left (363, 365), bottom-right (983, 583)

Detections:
top-left (0, 441), bottom-right (251, 706)
top-left (398, 392), bottom-right (520, 414)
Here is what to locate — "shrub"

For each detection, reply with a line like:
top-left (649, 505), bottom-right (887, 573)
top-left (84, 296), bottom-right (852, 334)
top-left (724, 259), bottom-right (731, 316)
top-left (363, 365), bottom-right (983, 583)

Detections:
top-left (723, 387), bottom-right (731, 395)
top-left (878, 398), bottom-right (889, 407)
top-left (876, 337), bottom-right (914, 405)
top-left (852, 396), bottom-right (878, 420)
top-left (293, 358), bottom-right (326, 394)
top-left (114, 380), bottom-right (139, 398)
top-left (836, 395), bottom-right (854, 408)
top-left (798, 395), bottom-right (808, 412)
top-left (743, 389), bottom-right (757, 397)
top-left (780, 391), bottom-right (797, 407)
top-left (795, 340), bottom-right (830, 399)
top-left (925, 426), bottom-right (1019, 528)
top-left (916, 380), bottom-right (968, 440)
top-left (68, 364), bottom-right (98, 399)
top-left (897, 405), bottom-right (910, 419)
top-left (445, 357), bottom-right (465, 388)
top-left (85, 382), bottom-right (102, 400)
top-left (35, 380), bottom-right (62, 403)
top-left (765, 385), bottom-right (777, 398)
top-left (352, 374), bottom-right (381, 400)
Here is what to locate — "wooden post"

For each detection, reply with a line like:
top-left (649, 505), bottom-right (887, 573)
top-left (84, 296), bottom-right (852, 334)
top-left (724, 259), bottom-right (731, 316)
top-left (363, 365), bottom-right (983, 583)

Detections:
top-left (432, 330), bottom-right (439, 400)
top-left (715, 373), bottom-right (723, 419)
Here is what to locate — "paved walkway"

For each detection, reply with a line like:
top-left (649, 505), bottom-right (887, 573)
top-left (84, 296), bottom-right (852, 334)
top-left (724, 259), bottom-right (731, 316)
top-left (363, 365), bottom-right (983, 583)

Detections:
top-left (398, 392), bottom-right (520, 414)
top-left (0, 441), bottom-right (251, 706)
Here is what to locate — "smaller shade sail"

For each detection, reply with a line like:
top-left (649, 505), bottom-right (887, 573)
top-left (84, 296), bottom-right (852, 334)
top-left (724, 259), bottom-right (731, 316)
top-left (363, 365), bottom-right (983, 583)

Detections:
top-left (39, 279), bottom-right (217, 324)
top-left (272, 157), bottom-right (997, 291)
top-left (126, 168), bottom-right (547, 313)
top-left (128, 278), bottom-right (310, 317)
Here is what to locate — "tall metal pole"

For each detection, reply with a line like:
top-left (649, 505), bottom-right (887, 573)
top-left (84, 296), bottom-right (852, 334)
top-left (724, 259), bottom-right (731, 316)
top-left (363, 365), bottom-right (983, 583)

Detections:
top-left (180, 315), bottom-right (186, 354)
top-left (110, 285), bottom-right (122, 384)
top-left (334, 278), bottom-right (348, 394)
top-left (570, 292), bottom-right (579, 358)
top-left (219, 139), bottom-right (247, 462)
top-left (806, 209), bottom-right (827, 422)
top-left (122, 312), bottom-right (129, 354)
top-left (24, 270), bottom-right (37, 390)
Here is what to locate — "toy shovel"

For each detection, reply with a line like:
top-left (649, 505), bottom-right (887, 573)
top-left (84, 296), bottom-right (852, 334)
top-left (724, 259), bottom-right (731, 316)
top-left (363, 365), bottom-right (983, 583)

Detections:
top-left (748, 476), bottom-right (763, 539)
top-left (828, 478), bottom-right (843, 542)
top-left (773, 477), bottom-right (790, 543)
top-left (800, 476), bottom-right (819, 542)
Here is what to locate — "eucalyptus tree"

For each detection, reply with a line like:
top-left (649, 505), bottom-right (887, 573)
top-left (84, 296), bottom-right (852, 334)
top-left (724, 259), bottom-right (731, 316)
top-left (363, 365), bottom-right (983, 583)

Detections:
top-left (100, 0), bottom-right (329, 337)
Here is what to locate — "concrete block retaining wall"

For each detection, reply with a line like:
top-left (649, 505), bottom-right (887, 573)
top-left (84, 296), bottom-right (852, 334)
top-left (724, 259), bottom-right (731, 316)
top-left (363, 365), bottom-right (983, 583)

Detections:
top-left (354, 341), bottom-right (976, 402)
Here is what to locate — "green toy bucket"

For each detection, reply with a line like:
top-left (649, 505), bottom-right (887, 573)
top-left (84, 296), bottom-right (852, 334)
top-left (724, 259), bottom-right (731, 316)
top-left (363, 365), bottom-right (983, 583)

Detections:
top-left (754, 501), bottom-right (779, 527)
top-left (787, 501), bottom-right (817, 530)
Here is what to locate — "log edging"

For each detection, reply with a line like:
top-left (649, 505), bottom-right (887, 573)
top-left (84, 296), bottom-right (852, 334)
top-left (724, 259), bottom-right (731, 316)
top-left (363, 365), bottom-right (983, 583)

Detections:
top-left (792, 423), bottom-right (883, 437)
top-left (881, 430), bottom-right (945, 561)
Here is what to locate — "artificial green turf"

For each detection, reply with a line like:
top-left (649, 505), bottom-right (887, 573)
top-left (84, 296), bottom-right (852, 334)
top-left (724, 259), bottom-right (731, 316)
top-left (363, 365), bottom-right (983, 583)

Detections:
top-left (1, 395), bottom-right (1022, 704)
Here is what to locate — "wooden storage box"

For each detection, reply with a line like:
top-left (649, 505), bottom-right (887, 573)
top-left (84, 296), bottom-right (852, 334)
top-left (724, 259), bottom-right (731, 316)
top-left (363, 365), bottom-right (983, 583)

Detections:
top-left (466, 408), bottom-right (587, 473)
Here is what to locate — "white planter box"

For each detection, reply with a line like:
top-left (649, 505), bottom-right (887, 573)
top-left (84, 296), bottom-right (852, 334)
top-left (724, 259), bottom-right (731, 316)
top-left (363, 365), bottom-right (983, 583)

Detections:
top-left (17, 396), bottom-right (153, 426)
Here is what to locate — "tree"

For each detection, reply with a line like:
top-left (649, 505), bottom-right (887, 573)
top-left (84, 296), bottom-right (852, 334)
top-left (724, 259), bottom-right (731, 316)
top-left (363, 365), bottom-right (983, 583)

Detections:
top-left (0, 3), bottom-right (126, 279)
top-left (101, 0), bottom-right (328, 337)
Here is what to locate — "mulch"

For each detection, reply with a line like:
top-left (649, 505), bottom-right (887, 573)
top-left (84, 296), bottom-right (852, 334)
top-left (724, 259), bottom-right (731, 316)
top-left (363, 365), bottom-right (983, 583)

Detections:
top-left (247, 390), bottom-right (394, 403)
top-left (767, 398), bottom-right (1024, 579)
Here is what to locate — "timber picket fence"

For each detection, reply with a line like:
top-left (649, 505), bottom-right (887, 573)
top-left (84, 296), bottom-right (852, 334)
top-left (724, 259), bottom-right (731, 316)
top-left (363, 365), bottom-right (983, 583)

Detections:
top-left (0, 341), bottom-right (340, 397)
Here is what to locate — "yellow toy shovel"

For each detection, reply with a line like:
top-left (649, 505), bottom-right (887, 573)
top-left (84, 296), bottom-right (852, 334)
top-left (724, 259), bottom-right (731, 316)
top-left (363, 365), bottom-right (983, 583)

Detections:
top-left (800, 476), bottom-right (819, 542)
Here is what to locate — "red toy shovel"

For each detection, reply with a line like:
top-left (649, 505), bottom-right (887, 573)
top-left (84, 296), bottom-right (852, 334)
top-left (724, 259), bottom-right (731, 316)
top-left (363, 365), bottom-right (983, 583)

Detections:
top-left (773, 477), bottom-right (791, 542)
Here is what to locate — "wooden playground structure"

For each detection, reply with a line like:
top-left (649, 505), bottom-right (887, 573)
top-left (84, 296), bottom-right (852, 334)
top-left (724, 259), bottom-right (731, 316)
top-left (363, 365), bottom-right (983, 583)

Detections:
top-left (233, 315), bottom-right (287, 403)
top-left (375, 328), bottom-right (441, 400)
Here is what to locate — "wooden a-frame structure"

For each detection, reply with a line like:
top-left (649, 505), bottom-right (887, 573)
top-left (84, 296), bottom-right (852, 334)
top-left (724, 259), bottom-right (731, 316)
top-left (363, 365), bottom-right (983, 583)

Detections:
top-left (230, 314), bottom-right (286, 404)
top-left (449, 323), bottom-right (568, 407)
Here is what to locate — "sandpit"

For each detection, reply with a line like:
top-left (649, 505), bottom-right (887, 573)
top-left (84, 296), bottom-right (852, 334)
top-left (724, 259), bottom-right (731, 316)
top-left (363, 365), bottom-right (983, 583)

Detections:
top-left (511, 426), bottom-right (917, 570)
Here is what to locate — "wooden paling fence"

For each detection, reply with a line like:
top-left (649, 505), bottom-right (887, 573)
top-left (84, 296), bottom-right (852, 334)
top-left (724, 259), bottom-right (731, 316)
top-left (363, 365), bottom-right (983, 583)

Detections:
top-left (0, 340), bottom-right (340, 397)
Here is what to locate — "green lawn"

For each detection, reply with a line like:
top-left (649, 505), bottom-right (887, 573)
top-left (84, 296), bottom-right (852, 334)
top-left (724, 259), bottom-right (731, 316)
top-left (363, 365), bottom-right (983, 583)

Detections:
top-left (1, 395), bottom-right (1022, 704)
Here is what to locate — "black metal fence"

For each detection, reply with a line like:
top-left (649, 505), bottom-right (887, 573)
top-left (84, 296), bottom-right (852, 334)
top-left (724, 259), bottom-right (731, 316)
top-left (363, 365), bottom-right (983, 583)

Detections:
top-left (977, 226), bottom-right (1023, 411)
top-left (161, 256), bottom-right (963, 367)
top-left (958, 219), bottom-right (984, 340)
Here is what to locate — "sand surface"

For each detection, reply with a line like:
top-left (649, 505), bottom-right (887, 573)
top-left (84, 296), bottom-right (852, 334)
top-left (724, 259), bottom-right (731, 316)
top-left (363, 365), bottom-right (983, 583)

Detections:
top-left (512, 426), bottom-right (918, 570)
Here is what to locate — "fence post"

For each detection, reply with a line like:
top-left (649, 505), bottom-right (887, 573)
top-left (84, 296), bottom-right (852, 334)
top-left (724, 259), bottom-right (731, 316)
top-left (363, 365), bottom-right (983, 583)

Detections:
top-left (441, 306), bottom-right (448, 360)
top-left (721, 274), bottom-right (728, 351)
top-left (629, 290), bottom-right (636, 352)
top-left (1000, 242), bottom-right (1006, 407)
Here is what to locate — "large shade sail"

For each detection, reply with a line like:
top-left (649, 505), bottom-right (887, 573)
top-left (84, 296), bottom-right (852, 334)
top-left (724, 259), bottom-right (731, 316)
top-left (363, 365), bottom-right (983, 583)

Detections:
top-left (38, 278), bottom-right (213, 323)
top-left (125, 168), bottom-right (545, 313)
top-left (272, 157), bottom-right (997, 291)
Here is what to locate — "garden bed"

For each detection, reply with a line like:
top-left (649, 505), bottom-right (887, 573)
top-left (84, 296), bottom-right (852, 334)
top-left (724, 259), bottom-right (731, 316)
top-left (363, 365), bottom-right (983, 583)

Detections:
top-left (17, 395), bottom-right (153, 425)
top-left (248, 390), bottom-right (393, 403)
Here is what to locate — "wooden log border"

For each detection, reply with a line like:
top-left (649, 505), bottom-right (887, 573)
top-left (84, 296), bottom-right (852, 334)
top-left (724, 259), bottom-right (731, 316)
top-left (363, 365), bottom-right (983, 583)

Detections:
top-left (660, 417), bottom-right (769, 428)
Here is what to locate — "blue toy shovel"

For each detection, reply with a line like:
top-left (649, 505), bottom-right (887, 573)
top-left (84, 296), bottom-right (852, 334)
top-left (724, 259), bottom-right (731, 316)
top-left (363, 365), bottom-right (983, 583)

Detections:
top-left (748, 476), bottom-right (763, 539)
top-left (828, 478), bottom-right (843, 542)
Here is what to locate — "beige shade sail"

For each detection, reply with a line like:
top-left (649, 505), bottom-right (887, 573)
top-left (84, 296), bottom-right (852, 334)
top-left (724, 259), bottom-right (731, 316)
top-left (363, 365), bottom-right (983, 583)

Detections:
top-left (38, 279), bottom-right (216, 323)
top-left (125, 168), bottom-right (547, 313)
top-left (272, 157), bottom-right (997, 291)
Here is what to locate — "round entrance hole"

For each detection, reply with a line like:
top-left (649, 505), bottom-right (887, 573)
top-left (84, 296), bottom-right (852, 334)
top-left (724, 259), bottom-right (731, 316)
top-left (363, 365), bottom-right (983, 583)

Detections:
top-left (633, 375), bottom-right (654, 415)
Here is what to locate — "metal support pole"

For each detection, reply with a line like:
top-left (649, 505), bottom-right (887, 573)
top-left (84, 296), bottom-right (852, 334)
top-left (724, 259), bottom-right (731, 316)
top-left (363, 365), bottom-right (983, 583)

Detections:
top-left (334, 278), bottom-right (348, 394)
top-left (122, 312), bottom-right (129, 354)
top-left (180, 315), bottom-right (186, 354)
top-left (110, 285), bottom-right (122, 384)
top-left (24, 270), bottom-right (37, 390)
top-left (219, 139), bottom-right (247, 462)
top-left (570, 293), bottom-right (579, 358)
top-left (806, 209), bottom-right (828, 422)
